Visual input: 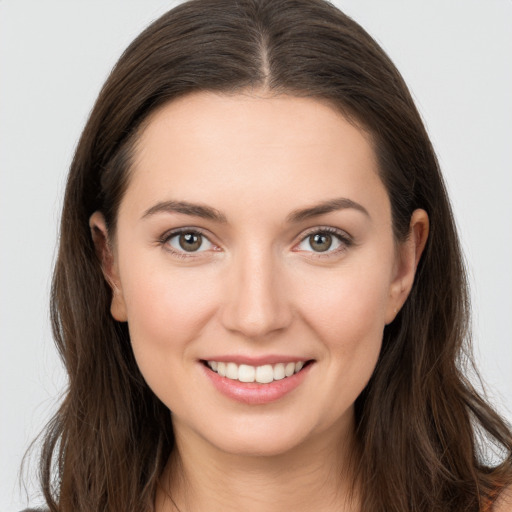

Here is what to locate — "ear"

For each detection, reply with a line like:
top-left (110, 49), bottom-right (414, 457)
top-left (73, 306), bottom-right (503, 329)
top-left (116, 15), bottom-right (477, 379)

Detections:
top-left (89, 211), bottom-right (128, 322)
top-left (385, 209), bottom-right (429, 324)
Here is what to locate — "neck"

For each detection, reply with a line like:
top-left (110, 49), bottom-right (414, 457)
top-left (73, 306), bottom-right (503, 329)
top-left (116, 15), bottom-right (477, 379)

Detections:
top-left (156, 414), bottom-right (361, 512)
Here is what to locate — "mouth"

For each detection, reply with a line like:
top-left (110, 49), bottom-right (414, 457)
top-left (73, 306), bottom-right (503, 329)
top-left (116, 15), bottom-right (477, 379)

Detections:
top-left (201, 359), bottom-right (314, 384)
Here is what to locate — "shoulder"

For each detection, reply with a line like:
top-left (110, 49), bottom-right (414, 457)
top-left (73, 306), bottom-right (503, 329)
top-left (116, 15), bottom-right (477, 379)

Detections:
top-left (493, 485), bottom-right (512, 512)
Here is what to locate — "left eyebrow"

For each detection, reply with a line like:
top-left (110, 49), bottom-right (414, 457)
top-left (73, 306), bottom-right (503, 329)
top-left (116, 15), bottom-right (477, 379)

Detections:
top-left (286, 197), bottom-right (370, 223)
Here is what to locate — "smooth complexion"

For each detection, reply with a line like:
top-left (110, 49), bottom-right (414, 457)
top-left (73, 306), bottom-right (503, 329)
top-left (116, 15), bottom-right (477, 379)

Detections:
top-left (90, 92), bottom-right (428, 512)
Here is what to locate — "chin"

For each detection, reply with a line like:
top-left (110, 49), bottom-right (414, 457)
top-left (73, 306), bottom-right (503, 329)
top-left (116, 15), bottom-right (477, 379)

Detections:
top-left (208, 431), bottom-right (311, 458)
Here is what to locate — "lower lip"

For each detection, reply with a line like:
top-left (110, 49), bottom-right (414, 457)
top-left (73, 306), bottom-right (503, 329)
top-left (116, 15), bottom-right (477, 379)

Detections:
top-left (202, 363), bottom-right (313, 405)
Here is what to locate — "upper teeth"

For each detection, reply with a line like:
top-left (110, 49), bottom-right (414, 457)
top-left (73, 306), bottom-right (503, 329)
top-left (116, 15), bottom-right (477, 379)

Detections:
top-left (207, 361), bottom-right (305, 384)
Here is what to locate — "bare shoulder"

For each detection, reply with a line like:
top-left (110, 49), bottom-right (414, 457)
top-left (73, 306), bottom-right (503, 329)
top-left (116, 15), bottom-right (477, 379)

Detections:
top-left (493, 486), bottom-right (512, 512)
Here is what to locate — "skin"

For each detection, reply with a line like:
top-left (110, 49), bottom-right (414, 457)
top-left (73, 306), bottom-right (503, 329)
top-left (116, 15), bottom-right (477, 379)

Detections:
top-left (494, 488), bottom-right (512, 512)
top-left (90, 91), bottom-right (429, 511)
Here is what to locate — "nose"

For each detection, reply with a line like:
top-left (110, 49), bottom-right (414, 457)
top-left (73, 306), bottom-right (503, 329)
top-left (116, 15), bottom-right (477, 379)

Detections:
top-left (220, 246), bottom-right (293, 340)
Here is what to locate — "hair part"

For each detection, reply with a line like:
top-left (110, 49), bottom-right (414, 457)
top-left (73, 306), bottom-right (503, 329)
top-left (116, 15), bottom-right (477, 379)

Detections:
top-left (36, 1), bottom-right (512, 511)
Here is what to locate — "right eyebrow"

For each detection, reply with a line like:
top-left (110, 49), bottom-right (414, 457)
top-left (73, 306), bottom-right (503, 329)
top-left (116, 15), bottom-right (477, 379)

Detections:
top-left (141, 200), bottom-right (228, 223)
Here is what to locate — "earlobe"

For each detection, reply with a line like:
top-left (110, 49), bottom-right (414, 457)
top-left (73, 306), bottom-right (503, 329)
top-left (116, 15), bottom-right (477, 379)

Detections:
top-left (385, 209), bottom-right (429, 324)
top-left (89, 211), bottom-right (128, 322)
top-left (110, 287), bottom-right (128, 322)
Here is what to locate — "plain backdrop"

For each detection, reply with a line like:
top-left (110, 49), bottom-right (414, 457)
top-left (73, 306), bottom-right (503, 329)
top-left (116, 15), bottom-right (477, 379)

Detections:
top-left (1, 0), bottom-right (511, 509)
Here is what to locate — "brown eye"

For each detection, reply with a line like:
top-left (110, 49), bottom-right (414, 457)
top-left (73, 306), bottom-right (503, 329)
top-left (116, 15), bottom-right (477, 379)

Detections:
top-left (165, 229), bottom-right (215, 256)
top-left (309, 233), bottom-right (332, 252)
top-left (178, 232), bottom-right (203, 251)
top-left (295, 228), bottom-right (350, 256)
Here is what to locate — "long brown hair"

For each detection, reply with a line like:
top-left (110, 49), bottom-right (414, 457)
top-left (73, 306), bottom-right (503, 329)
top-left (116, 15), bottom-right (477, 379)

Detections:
top-left (37, 0), bottom-right (512, 510)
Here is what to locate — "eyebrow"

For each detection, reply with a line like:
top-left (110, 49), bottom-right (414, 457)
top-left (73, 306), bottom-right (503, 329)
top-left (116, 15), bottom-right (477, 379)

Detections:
top-left (285, 197), bottom-right (369, 223)
top-left (141, 200), bottom-right (228, 223)
top-left (141, 197), bottom-right (369, 223)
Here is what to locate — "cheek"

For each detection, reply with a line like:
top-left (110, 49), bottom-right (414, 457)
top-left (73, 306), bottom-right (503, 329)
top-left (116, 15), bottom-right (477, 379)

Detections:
top-left (294, 260), bottom-right (392, 404)
top-left (297, 260), bottom-right (392, 344)
top-left (123, 259), bottom-right (219, 328)
top-left (118, 260), bottom-right (219, 381)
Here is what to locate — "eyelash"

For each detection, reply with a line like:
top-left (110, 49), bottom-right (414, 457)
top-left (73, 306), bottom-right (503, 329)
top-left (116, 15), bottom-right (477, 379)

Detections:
top-left (295, 226), bottom-right (353, 257)
top-left (158, 226), bottom-right (353, 259)
top-left (159, 227), bottom-right (216, 260)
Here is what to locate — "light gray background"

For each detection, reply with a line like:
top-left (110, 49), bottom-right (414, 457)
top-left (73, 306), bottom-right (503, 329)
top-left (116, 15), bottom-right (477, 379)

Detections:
top-left (1, 1), bottom-right (511, 509)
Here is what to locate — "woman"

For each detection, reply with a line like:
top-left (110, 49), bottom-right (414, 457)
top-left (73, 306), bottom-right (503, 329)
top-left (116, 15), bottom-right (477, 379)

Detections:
top-left (28, 0), bottom-right (512, 510)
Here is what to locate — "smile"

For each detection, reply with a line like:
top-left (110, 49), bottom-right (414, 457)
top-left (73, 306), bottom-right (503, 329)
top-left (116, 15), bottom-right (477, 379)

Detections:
top-left (206, 360), bottom-right (306, 384)
top-left (202, 358), bottom-right (314, 405)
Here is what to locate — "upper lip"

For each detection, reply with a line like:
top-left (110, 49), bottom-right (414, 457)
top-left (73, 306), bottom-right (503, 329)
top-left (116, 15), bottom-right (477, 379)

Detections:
top-left (200, 355), bottom-right (313, 366)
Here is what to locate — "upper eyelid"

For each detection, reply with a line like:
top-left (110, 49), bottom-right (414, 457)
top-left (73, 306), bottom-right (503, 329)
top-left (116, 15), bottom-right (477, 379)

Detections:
top-left (159, 227), bottom-right (217, 257)
top-left (300, 225), bottom-right (349, 235)
top-left (160, 226), bottom-right (213, 242)
top-left (296, 226), bottom-right (352, 242)
top-left (292, 227), bottom-right (353, 257)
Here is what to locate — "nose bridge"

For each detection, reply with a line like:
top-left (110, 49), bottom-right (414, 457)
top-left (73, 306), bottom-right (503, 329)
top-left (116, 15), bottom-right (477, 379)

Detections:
top-left (221, 241), bottom-right (292, 339)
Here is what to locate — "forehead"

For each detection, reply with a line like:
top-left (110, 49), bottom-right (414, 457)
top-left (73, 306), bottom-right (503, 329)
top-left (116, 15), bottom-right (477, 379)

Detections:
top-left (136, 91), bottom-right (372, 160)
top-left (123, 91), bottom-right (389, 223)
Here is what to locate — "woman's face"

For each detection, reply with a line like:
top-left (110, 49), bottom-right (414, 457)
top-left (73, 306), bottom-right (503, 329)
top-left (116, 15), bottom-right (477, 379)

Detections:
top-left (95, 92), bottom-right (423, 457)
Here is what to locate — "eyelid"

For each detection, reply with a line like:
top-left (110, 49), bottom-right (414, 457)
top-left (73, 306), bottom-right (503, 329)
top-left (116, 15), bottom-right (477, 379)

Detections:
top-left (293, 226), bottom-right (353, 256)
top-left (158, 227), bottom-right (220, 258)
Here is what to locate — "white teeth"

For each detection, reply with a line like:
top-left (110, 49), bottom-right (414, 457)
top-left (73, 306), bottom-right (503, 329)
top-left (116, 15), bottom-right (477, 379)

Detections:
top-left (238, 364), bottom-right (255, 383)
top-left (217, 362), bottom-right (226, 377)
top-left (273, 363), bottom-right (285, 380)
top-left (256, 364), bottom-right (274, 384)
top-left (226, 362), bottom-right (238, 379)
top-left (206, 360), bottom-right (308, 383)
top-left (285, 362), bottom-right (295, 377)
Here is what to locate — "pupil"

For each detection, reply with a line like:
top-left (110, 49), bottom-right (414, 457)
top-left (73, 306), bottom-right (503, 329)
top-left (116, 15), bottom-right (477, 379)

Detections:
top-left (310, 233), bottom-right (331, 252)
top-left (179, 232), bottom-right (202, 251)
